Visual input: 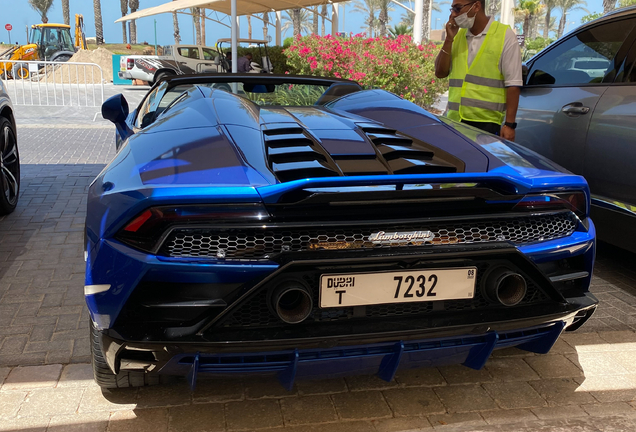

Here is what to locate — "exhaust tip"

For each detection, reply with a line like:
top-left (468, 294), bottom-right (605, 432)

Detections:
top-left (484, 267), bottom-right (527, 306)
top-left (271, 281), bottom-right (313, 324)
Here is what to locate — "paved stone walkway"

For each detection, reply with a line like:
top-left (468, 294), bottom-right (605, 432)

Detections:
top-left (1, 125), bottom-right (636, 431)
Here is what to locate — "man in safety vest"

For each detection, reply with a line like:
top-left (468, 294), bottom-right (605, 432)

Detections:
top-left (434, 0), bottom-right (522, 141)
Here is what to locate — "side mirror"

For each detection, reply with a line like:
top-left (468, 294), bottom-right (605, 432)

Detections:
top-left (102, 94), bottom-right (133, 141)
top-left (522, 64), bottom-right (529, 85)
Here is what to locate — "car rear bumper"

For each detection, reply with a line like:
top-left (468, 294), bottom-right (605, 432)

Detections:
top-left (118, 71), bottom-right (133, 80)
top-left (96, 293), bottom-right (597, 390)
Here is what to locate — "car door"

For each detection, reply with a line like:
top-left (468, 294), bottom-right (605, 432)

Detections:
top-left (199, 47), bottom-right (221, 73)
top-left (583, 36), bottom-right (636, 213)
top-left (175, 46), bottom-right (199, 73)
top-left (516, 17), bottom-right (636, 175)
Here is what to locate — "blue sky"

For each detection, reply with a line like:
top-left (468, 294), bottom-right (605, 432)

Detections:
top-left (1, 0), bottom-right (606, 46)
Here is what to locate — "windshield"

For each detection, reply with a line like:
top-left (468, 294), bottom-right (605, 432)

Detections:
top-left (41, 27), bottom-right (74, 58)
top-left (30, 27), bottom-right (41, 45)
top-left (197, 82), bottom-right (331, 106)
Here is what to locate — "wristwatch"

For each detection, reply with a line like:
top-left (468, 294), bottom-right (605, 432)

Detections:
top-left (504, 122), bottom-right (517, 129)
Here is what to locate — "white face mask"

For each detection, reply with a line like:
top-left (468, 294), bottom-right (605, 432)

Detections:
top-left (454, 3), bottom-right (476, 29)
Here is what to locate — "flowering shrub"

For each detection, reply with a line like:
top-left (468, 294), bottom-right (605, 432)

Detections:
top-left (285, 34), bottom-right (448, 108)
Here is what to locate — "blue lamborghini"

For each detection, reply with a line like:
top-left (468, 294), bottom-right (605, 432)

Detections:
top-left (86, 74), bottom-right (597, 389)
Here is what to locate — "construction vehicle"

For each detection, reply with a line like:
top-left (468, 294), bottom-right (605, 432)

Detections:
top-left (0, 15), bottom-right (87, 80)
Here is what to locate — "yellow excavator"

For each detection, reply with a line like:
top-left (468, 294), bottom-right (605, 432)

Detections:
top-left (0, 14), bottom-right (87, 80)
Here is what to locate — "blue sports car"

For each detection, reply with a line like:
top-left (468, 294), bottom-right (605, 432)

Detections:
top-left (87, 74), bottom-right (597, 389)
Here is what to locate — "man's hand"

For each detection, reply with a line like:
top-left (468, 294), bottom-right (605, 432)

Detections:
top-left (445, 15), bottom-right (459, 41)
top-left (500, 125), bottom-right (515, 141)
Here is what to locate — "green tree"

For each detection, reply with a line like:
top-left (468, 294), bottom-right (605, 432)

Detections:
top-left (93, 0), bottom-right (104, 44)
top-left (618, 0), bottom-right (636, 6)
top-left (389, 23), bottom-right (412, 37)
top-left (581, 11), bottom-right (602, 22)
top-left (515, 0), bottom-right (544, 38)
top-left (62, 0), bottom-right (70, 25)
top-left (29, 0), bottom-right (54, 23)
top-left (556, 0), bottom-right (588, 38)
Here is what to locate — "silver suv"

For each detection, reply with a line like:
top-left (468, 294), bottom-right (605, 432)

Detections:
top-left (516, 6), bottom-right (636, 253)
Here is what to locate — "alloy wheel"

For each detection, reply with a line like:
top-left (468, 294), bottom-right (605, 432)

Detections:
top-left (0, 122), bottom-right (19, 206)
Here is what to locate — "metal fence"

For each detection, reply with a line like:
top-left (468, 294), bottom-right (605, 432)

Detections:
top-left (0, 60), bottom-right (105, 107)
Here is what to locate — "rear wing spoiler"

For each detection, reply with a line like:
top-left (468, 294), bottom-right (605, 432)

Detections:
top-left (255, 172), bottom-right (590, 204)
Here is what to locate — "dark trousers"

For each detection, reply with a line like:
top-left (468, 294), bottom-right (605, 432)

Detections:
top-left (461, 119), bottom-right (501, 135)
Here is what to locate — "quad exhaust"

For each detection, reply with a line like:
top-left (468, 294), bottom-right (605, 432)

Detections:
top-left (484, 267), bottom-right (527, 306)
top-left (270, 281), bottom-right (313, 324)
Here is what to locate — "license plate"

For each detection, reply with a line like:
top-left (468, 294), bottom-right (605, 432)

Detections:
top-left (320, 267), bottom-right (476, 308)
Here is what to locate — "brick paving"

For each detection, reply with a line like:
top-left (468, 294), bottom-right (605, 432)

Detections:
top-left (1, 125), bottom-right (636, 431)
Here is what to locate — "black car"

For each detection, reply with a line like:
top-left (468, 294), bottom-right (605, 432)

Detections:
top-left (0, 78), bottom-right (19, 215)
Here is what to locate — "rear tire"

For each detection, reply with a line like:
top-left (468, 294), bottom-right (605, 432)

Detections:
top-left (12, 64), bottom-right (29, 80)
top-left (153, 70), bottom-right (175, 84)
top-left (0, 116), bottom-right (19, 216)
top-left (90, 320), bottom-right (162, 389)
top-left (53, 54), bottom-right (72, 63)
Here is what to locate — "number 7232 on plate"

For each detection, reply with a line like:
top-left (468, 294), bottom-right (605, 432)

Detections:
top-left (320, 267), bottom-right (477, 308)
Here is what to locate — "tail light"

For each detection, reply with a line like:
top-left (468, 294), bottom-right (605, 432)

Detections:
top-left (513, 191), bottom-right (588, 218)
top-left (126, 58), bottom-right (134, 70)
top-left (116, 204), bottom-right (269, 253)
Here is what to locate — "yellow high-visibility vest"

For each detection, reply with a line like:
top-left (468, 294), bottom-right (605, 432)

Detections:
top-left (447, 21), bottom-right (508, 124)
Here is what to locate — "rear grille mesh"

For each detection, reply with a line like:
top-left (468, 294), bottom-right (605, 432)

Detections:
top-left (163, 213), bottom-right (578, 260)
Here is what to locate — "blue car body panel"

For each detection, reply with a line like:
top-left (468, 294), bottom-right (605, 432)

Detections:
top-left (87, 75), bottom-right (597, 389)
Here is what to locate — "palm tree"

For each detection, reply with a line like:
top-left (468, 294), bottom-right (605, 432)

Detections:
top-left (129, 0), bottom-right (139, 44)
top-left (313, 6), bottom-right (319, 34)
top-left (486, 0), bottom-right (500, 18)
top-left (399, 0), bottom-right (444, 39)
top-left (281, 9), bottom-right (312, 37)
top-left (556, 0), bottom-right (588, 37)
top-left (172, 0), bottom-right (181, 43)
top-left (389, 24), bottom-right (412, 37)
top-left (352, 0), bottom-right (378, 36)
top-left (93, 0), bottom-right (104, 44)
top-left (62, 0), bottom-right (70, 25)
top-left (376, 0), bottom-right (394, 37)
top-left (515, 0), bottom-right (543, 37)
top-left (262, 12), bottom-right (270, 41)
top-left (192, 8), bottom-right (202, 45)
top-left (120, 0), bottom-right (128, 43)
top-left (603, 0), bottom-right (616, 13)
top-left (247, 15), bottom-right (252, 39)
top-left (28, 0), bottom-right (54, 23)
top-left (542, 0), bottom-right (558, 38)
top-left (538, 15), bottom-right (558, 37)
top-left (321, 5), bottom-right (328, 36)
